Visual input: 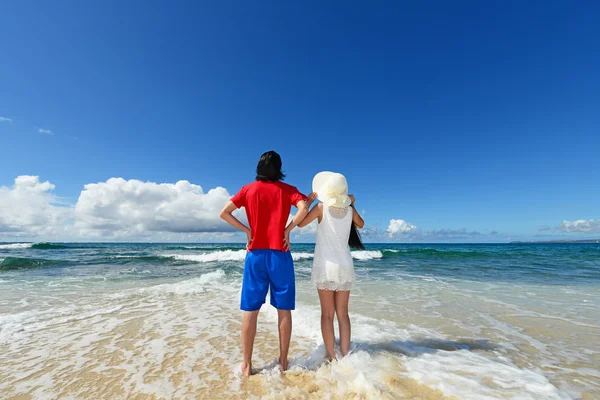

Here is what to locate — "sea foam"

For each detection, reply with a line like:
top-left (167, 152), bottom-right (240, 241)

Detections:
top-left (162, 249), bottom-right (383, 263)
top-left (0, 243), bottom-right (32, 250)
top-left (164, 250), bottom-right (247, 263)
top-left (142, 270), bottom-right (235, 295)
top-left (257, 299), bottom-right (569, 399)
top-left (351, 250), bottom-right (383, 260)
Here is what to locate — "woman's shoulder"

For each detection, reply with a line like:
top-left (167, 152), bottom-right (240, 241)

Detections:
top-left (313, 202), bottom-right (324, 217)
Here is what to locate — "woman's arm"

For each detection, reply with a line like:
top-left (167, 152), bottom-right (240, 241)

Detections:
top-left (298, 202), bottom-right (323, 227)
top-left (351, 207), bottom-right (364, 229)
top-left (349, 195), bottom-right (365, 228)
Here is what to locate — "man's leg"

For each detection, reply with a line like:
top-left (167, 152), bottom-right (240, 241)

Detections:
top-left (241, 310), bottom-right (260, 376)
top-left (240, 251), bottom-right (269, 377)
top-left (277, 309), bottom-right (292, 371)
top-left (267, 251), bottom-right (296, 371)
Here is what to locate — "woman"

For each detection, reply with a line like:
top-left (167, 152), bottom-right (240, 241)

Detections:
top-left (293, 171), bottom-right (365, 360)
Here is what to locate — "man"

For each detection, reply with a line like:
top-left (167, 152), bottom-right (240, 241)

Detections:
top-left (220, 150), bottom-right (308, 376)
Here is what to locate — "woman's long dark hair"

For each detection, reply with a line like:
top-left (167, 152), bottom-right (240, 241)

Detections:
top-left (349, 220), bottom-right (365, 250)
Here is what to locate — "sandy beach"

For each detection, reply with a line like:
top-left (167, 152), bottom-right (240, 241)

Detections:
top-left (1, 243), bottom-right (599, 399)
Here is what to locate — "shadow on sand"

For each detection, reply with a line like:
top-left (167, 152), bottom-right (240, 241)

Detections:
top-left (354, 337), bottom-right (498, 357)
top-left (254, 337), bottom-right (498, 374)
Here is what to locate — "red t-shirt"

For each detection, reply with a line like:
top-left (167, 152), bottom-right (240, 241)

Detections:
top-left (231, 180), bottom-right (307, 251)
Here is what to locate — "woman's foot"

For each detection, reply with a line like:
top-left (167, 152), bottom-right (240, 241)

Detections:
top-left (241, 362), bottom-right (252, 377)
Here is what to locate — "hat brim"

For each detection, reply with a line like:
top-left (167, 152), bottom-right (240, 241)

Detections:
top-left (312, 171), bottom-right (351, 208)
top-left (312, 171), bottom-right (334, 200)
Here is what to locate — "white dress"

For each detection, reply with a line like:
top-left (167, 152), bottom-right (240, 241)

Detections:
top-left (312, 205), bottom-right (355, 291)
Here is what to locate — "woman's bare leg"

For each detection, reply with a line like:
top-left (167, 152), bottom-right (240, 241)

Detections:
top-left (334, 290), bottom-right (351, 356)
top-left (318, 289), bottom-right (336, 360)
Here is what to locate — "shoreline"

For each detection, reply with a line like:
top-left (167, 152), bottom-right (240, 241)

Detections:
top-left (1, 242), bottom-right (598, 398)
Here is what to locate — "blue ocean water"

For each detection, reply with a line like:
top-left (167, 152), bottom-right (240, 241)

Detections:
top-left (2, 242), bottom-right (599, 284)
top-left (1, 242), bottom-right (599, 399)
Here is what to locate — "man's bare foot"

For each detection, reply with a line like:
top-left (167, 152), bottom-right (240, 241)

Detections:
top-left (241, 362), bottom-right (252, 377)
top-left (278, 357), bottom-right (288, 372)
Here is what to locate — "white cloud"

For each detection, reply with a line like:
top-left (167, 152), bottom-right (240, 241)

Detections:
top-left (387, 219), bottom-right (419, 236)
top-left (0, 116), bottom-right (13, 123)
top-left (538, 226), bottom-right (552, 232)
top-left (386, 219), bottom-right (490, 241)
top-left (75, 178), bottom-right (237, 238)
top-left (288, 213), bottom-right (318, 238)
top-left (0, 176), bottom-right (243, 241)
top-left (0, 175), bottom-right (530, 243)
top-left (557, 219), bottom-right (600, 233)
top-left (0, 176), bottom-right (73, 237)
top-left (357, 226), bottom-right (380, 240)
top-left (38, 128), bottom-right (53, 135)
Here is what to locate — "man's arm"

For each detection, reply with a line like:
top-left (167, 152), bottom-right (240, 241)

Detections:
top-left (283, 200), bottom-right (309, 251)
top-left (220, 201), bottom-right (252, 248)
top-left (286, 200), bottom-right (309, 232)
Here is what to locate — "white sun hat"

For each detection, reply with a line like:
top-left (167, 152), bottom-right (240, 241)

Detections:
top-left (312, 171), bottom-right (352, 208)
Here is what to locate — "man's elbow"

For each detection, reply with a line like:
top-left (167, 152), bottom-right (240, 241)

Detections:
top-left (297, 201), bottom-right (309, 214)
top-left (219, 209), bottom-right (229, 220)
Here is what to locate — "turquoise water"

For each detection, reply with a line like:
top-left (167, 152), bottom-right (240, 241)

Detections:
top-left (2, 242), bottom-right (598, 284)
top-left (1, 242), bottom-right (599, 399)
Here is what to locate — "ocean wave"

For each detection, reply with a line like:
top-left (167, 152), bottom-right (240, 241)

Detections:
top-left (31, 243), bottom-right (69, 250)
top-left (0, 242), bottom-right (76, 250)
top-left (107, 255), bottom-right (173, 263)
top-left (105, 251), bottom-right (297, 264)
top-left (164, 250), bottom-right (382, 263)
top-left (0, 243), bottom-right (33, 250)
top-left (163, 245), bottom-right (244, 252)
top-left (162, 250), bottom-right (315, 263)
top-left (0, 256), bottom-right (61, 271)
top-left (164, 250), bottom-right (248, 263)
top-left (381, 249), bottom-right (491, 258)
top-left (143, 270), bottom-right (231, 295)
top-left (351, 250), bottom-right (384, 260)
top-left (292, 252), bottom-right (315, 261)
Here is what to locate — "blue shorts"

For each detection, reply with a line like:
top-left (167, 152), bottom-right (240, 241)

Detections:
top-left (241, 250), bottom-right (295, 311)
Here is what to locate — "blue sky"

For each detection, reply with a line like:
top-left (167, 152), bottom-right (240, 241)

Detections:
top-left (1, 1), bottom-right (599, 242)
